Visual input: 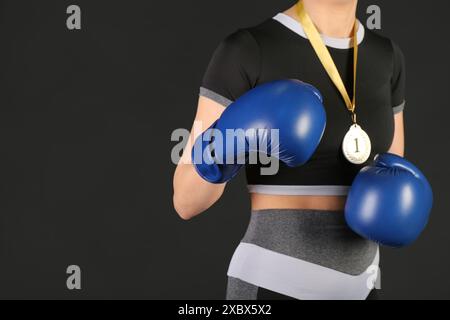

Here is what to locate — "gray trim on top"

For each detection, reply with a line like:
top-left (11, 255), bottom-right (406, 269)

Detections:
top-left (393, 100), bottom-right (405, 114)
top-left (273, 13), bottom-right (365, 50)
top-left (247, 185), bottom-right (350, 196)
top-left (200, 87), bottom-right (233, 107)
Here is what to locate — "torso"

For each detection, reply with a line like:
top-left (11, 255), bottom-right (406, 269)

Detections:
top-left (245, 16), bottom-right (396, 211)
top-left (200, 13), bottom-right (405, 211)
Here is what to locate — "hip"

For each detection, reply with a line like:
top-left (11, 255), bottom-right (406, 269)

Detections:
top-left (227, 209), bottom-right (379, 300)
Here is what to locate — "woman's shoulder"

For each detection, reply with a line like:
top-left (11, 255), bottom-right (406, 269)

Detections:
top-left (363, 28), bottom-right (403, 55)
top-left (219, 28), bottom-right (257, 52)
top-left (220, 17), bottom-right (284, 48)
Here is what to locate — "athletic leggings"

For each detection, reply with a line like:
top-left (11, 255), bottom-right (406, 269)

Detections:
top-left (226, 210), bottom-right (380, 300)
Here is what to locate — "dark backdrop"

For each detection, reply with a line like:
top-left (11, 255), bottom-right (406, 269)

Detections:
top-left (0, 0), bottom-right (448, 300)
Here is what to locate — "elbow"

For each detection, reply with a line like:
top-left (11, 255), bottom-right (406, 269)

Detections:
top-left (173, 195), bottom-right (199, 221)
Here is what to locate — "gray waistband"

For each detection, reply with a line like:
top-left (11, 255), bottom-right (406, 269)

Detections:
top-left (241, 209), bottom-right (379, 276)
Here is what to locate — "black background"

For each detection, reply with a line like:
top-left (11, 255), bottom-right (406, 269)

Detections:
top-left (0, 0), bottom-right (448, 299)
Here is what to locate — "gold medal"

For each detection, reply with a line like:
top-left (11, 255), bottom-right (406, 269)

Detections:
top-left (297, 1), bottom-right (371, 164)
top-left (342, 124), bottom-right (372, 164)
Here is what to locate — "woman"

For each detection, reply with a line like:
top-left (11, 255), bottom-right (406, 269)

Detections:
top-left (173, 0), bottom-right (405, 300)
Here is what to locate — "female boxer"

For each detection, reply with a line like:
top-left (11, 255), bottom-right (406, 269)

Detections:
top-left (173, 0), bottom-right (405, 300)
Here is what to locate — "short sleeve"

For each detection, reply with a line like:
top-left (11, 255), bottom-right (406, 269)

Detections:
top-left (200, 29), bottom-right (261, 107)
top-left (391, 41), bottom-right (406, 114)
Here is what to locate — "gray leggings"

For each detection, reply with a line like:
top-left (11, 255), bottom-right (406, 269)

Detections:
top-left (226, 209), bottom-right (379, 300)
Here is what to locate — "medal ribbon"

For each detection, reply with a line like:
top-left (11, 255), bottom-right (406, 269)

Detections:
top-left (297, 1), bottom-right (358, 123)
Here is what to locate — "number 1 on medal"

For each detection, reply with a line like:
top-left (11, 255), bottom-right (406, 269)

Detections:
top-left (354, 138), bottom-right (360, 153)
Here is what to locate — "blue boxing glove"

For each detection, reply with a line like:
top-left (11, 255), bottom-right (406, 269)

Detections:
top-left (192, 79), bottom-right (326, 184)
top-left (345, 153), bottom-right (433, 247)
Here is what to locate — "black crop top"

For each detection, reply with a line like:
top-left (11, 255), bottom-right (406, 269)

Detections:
top-left (200, 13), bottom-right (406, 196)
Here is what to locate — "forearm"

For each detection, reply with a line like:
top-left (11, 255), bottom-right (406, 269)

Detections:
top-left (172, 96), bottom-right (228, 219)
top-left (173, 163), bottom-right (225, 220)
top-left (388, 112), bottom-right (405, 157)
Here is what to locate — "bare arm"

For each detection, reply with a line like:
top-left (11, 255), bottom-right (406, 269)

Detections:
top-left (173, 96), bottom-right (227, 220)
top-left (388, 111), bottom-right (405, 157)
